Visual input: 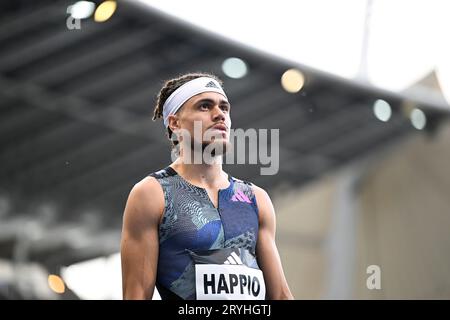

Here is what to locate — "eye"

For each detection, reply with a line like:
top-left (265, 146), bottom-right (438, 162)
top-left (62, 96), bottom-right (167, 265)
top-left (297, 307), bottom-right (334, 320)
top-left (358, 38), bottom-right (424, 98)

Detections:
top-left (199, 103), bottom-right (210, 110)
top-left (220, 104), bottom-right (230, 112)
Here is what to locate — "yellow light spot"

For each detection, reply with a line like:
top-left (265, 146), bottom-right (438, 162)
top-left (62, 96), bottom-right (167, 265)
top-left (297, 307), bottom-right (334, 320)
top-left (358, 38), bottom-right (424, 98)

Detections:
top-left (281, 68), bottom-right (305, 93)
top-left (94, 1), bottom-right (117, 22)
top-left (48, 274), bottom-right (65, 294)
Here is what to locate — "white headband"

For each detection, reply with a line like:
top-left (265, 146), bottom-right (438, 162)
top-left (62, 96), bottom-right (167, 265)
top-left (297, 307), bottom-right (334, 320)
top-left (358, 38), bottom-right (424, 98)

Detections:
top-left (162, 77), bottom-right (228, 128)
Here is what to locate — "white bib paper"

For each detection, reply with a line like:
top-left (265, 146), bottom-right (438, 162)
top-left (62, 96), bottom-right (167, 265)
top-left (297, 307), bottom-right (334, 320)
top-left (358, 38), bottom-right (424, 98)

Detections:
top-left (195, 264), bottom-right (265, 300)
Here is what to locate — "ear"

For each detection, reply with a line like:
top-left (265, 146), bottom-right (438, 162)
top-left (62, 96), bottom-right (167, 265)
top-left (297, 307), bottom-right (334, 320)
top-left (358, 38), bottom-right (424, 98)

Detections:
top-left (168, 114), bottom-right (180, 133)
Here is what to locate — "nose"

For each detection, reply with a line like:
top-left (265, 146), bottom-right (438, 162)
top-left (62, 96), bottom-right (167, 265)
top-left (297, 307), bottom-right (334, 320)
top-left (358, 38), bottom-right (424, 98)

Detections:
top-left (212, 105), bottom-right (226, 123)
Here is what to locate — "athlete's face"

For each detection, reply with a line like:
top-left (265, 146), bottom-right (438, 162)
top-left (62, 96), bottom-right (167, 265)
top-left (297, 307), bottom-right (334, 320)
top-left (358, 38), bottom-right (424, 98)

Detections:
top-left (169, 92), bottom-right (231, 154)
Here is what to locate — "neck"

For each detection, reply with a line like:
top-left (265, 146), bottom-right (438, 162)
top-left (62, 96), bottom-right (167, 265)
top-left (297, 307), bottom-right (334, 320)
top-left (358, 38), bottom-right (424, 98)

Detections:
top-left (171, 149), bottom-right (227, 189)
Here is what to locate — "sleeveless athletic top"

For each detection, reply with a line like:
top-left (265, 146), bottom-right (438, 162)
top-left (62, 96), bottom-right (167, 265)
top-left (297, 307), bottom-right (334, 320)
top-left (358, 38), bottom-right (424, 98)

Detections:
top-left (149, 166), bottom-right (260, 300)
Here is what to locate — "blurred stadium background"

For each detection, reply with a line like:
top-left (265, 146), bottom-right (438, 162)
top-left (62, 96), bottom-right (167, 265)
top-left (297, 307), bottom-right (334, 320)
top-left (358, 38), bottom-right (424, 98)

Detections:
top-left (1, 0), bottom-right (449, 299)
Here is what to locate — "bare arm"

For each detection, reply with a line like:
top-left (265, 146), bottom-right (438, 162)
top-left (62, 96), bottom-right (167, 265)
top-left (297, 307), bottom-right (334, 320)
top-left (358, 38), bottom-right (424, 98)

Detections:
top-left (120, 177), bottom-right (164, 300)
top-left (253, 185), bottom-right (294, 300)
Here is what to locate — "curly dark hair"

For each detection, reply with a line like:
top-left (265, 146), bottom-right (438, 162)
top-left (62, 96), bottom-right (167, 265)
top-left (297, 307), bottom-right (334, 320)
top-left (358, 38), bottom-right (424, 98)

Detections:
top-left (152, 72), bottom-right (224, 147)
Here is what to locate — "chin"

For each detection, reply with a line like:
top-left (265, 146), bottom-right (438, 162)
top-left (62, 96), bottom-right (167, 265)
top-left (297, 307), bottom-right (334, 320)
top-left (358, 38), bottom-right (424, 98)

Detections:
top-left (202, 139), bottom-right (231, 156)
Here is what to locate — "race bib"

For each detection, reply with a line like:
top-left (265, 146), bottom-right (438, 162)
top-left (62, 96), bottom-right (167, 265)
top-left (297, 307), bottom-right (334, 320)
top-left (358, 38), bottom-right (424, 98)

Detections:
top-left (189, 248), bottom-right (266, 300)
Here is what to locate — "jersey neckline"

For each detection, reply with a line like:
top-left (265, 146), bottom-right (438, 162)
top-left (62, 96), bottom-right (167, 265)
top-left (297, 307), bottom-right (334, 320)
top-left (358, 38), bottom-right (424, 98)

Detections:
top-left (165, 166), bottom-right (233, 192)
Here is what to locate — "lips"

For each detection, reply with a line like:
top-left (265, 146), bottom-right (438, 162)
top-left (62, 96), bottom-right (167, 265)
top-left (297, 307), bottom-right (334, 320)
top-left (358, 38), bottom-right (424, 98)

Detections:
top-left (210, 124), bottom-right (228, 132)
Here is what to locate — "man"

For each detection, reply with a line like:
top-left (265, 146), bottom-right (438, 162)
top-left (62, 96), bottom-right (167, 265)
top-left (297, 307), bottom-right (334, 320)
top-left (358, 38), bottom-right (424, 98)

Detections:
top-left (120, 72), bottom-right (293, 300)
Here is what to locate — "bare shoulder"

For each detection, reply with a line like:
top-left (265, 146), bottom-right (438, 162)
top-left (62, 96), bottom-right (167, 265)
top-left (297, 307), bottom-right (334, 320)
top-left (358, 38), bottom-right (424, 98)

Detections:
top-left (250, 183), bottom-right (276, 224)
top-left (123, 176), bottom-right (165, 229)
top-left (250, 183), bottom-right (272, 205)
top-left (130, 176), bottom-right (163, 200)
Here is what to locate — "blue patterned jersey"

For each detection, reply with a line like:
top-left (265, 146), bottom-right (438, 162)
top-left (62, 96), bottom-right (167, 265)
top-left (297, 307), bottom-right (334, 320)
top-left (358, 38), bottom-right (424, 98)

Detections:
top-left (149, 166), bottom-right (260, 300)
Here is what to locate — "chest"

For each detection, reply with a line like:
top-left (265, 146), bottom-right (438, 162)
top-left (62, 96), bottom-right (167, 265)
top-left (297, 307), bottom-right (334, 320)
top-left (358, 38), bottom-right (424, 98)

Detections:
top-left (204, 187), bottom-right (220, 209)
top-left (164, 184), bottom-right (259, 250)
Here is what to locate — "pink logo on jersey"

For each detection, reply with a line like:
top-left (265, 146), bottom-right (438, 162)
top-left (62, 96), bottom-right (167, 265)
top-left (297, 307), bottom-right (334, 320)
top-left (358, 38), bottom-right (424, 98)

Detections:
top-left (231, 190), bottom-right (252, 203)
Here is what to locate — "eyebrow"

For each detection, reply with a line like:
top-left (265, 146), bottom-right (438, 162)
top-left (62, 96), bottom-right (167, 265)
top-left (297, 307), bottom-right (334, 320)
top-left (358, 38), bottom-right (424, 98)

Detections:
top-left (194, 98), bottom-right (230, 106)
